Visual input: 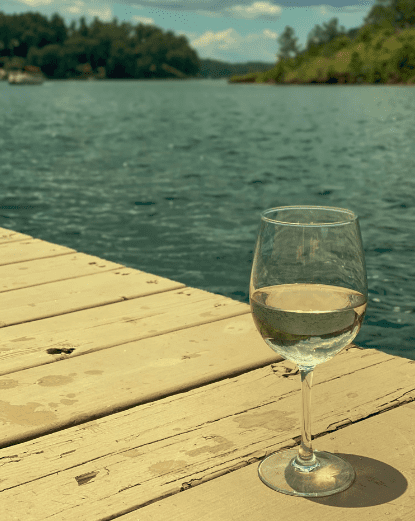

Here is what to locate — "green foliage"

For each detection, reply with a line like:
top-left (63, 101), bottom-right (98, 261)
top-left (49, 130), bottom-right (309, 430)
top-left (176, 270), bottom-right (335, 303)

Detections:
top-left (277, 26), bottom-right (301, 61)
top-left (389, 40), bottom-right (415, 79)
top-left (229, 1), bottom-right (415, 85)
top-left (329, 35), bottom-right (351, 53)
top-left (0, 11), bottom-right (199, 79)
top-left (27, 44), bottom-right (65, 78)
top-left (228, 72), bottom-right (259, 83)
top-left (199, 60), bottom-right (275, 79)
top-left (0, 11), bottom-right (67, 59)
top-left (356, 25), bottom-right (375, 44)
top-left (349, 51), bottom-right (364, 77)
top-left (394, 0), bottom-right (415, 27)
top-left (364, 0), bottom-right (415, 29)
top-left (364, 1), bottom-right (397, 28)
top-left (306, 17), bottom-right (346, 53)
top-left (255, 61), bottom-right (287, 83)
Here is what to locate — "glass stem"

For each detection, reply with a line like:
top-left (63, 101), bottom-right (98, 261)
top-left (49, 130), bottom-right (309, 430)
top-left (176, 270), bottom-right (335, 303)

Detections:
top-left (293, 368), bottom-right (318, 472)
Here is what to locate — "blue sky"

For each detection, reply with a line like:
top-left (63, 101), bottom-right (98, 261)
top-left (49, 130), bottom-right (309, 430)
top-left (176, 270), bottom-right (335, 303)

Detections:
top-left (3, 0), bottom-right (375, 62)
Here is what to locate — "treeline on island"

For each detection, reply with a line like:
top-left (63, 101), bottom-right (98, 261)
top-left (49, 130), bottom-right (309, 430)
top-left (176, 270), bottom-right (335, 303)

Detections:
top-left (230, 0), bottom-right (415, 85)
top-left (0, 12), bottom-right (200, 79)
top-left (197, 59), bottom-right (275, 79)
top-left (0, 11), bottom-right (273, 80)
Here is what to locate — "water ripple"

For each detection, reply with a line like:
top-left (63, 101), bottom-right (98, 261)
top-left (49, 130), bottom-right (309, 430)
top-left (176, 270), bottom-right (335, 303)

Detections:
top-left (0, 80), bottom-right (414, 359)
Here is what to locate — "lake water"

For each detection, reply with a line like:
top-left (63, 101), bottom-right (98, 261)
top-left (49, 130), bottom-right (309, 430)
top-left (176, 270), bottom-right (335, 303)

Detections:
top-left (1, 79), bottom-right (414, 360)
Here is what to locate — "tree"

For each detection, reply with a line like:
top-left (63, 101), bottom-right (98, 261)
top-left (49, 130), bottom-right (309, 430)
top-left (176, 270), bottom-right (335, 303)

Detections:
top-left (363, 0), bottom-right (396, 28)
top-left (49, 14), bottom-right (67, 44)
top-left (356, 24), bottom-right (375, 43)
top-left (364, 0), bottom-right (415, 29)
top-left (394, 0), bottom-right (415, 27)
top-left (27, 43), bottom-right (66, 78)
top-left (390, 40), bottom-right (415, 79)
top-left (321, 18), bottom-right (346, 42)
top-left (277, 26), bottom-right (300, 61)
top-left (165, 35), bottom-right (200, 76)
top-left (0, 10), bottom-right (201, 79)
top-left (349, 51), bottom-right (365, 80)
top-left (306, 17), bottom-right (346, 51)
top-left (106, 38), bottom-right (136, 78)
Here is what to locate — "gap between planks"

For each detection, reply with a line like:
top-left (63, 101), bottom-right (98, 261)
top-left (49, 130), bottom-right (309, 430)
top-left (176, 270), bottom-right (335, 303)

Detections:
top-left (0, 266), bottom-right (187, 328)
top-left (0, 229), bottom-right (33, 244)
top-left (0, 314), bottom-right (279, 447)
top-left (0, 347), bottom-right (413, 520)
top-left (0, 237), bottom-right (76, 266)
top-left (125, 402), bottom-right (415, 521)
top-left (0, 285), bottom-right (250, 376)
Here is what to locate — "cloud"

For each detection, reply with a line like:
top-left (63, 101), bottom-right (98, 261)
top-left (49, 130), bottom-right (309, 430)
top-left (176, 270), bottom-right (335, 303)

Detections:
top-left (18, 0), bottom-right (53, 5)
top-left (178, 30), bottom-right (199, 40)
top-left (132, 15), bottom-right (156, 24)
top-left (66, 0), bottom-right (85, 14)
top-left (225, 2), bottom-right (282, 20)
top-left (192, 28), bottom-right (238, 50)
top-left (190, 28), bottom-right (277, 62)
top-left (59, 0), bottom-right (113, 19)
top-left (130, 0), bottom-right (237, 9)
top-left (88, 6), bottom-right (112, 20)
top-left (263, 29), bottom-right (278, 39)
top-left (112, 0), bottom-right (373, 10)
top-left (311, 2), bottom-right (374, 14)
top-left (117, 0), bottom-right (282, 17)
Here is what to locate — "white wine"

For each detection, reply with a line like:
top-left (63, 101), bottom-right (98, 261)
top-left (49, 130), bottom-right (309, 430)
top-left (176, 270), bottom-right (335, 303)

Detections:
top-left (250, 284), bottom-right (367, 368)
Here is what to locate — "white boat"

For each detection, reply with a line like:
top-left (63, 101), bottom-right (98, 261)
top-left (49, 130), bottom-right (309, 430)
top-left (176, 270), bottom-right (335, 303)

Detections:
top-left (8, 70), bottom-right (44, 85)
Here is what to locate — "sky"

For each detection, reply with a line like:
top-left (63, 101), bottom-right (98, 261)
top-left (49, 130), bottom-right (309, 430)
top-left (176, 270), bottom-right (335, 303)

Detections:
top-left (2, 0), bottom-right (376, 63)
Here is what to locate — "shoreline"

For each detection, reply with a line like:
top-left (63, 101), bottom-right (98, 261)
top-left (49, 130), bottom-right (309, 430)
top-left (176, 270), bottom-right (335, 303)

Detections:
top-left (229, 79), bottom-right (415, 87)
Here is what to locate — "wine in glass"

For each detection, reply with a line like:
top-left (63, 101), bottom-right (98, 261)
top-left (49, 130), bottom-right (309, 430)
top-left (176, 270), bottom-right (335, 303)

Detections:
top-left (250, 206), bottom-right (367, 497)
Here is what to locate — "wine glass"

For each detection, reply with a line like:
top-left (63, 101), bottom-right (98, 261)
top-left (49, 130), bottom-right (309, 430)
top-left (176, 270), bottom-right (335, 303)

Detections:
top-left (250, 206), bottom-right (367, 497)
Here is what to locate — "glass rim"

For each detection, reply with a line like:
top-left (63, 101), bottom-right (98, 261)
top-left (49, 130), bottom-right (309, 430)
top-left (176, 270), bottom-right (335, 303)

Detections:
top-left (260, 205), bottom-right (358, 226)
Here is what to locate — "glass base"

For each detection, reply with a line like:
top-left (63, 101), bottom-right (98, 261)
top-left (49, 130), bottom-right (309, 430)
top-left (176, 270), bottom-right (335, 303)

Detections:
top-left (258, 448), bottom-right (355, 497)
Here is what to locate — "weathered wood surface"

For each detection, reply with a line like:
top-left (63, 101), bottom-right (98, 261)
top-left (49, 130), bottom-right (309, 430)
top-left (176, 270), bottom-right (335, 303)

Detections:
top-left (0, 228), bottom-right (411, 521)
top-left (0, 229), bottom-right (32, 244)
top-left (0, 314), bottom-right (280, 446)
top-left (0, 237), bottom-right (75, 265)
top-left (0, 286), bottom-right (249, 375)
top-left (0, 253), bottom-right (124, 292)
top-left (0, 347), bottom-right (413, 520)
top-left (134, 402), bottom-right (415, 521)
top-left (0, 266), bottom-right (185, 327)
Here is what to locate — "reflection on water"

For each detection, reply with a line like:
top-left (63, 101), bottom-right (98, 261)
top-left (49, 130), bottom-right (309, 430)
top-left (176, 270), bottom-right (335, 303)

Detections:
top-left (0, 80), bottom-right (414, 359)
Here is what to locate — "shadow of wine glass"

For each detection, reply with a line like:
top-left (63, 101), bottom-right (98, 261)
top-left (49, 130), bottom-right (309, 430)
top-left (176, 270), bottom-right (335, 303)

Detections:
top-left (307, 453), bottom-right (407, 508)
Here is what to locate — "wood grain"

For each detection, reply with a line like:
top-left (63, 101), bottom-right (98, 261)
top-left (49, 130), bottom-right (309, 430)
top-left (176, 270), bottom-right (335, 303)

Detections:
top-left (0, 287), bottom-right (249, 375)
top-left (0, 228), bottom-right (32, 244)
top-left (0, 314), bottom-right (279, 446)
top-left (133, 402), bottom-right (415, 521)
top-left (0, 266), bottom-right (185, 327)
top-left (0, 347), bottom-right (413, 520)
top-left (0, 238), bottom-right (75, 266)
top-left (0, 253), bottom-right (124, 292)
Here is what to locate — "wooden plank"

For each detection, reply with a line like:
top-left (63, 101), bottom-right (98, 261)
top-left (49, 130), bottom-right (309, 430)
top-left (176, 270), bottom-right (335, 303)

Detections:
top-left (0, 348), bottom-right (413, 520)
top-left (134, 403), bottom-right (415, 521)
top-left (0, 314), bottom-right (280, 446)
top-left (0, 267), bottom-right (185, 327)
top-left (0, 238), bottom-right (75, 265)
top-left (0, 253), bottom-right (124, 292)
top-left (0, 228), bottom-right (32, 244)
top-left (0, 287), bottom-right (249, 375)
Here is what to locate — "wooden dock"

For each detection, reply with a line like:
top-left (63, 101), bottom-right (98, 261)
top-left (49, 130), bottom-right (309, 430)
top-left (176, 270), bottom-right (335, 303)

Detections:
top-left (0, 227), bottom-right (413, 520)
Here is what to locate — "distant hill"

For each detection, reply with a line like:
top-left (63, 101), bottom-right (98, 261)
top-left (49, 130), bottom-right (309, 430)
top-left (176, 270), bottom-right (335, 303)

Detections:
top-left (229, 23), bottom-right (415, 85)
top-left (197, 59), bottom-right (276, 79)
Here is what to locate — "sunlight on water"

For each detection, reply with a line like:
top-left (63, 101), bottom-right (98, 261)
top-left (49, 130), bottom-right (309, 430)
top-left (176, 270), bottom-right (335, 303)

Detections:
top-left (0, 79), bottom-right (414, 359)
